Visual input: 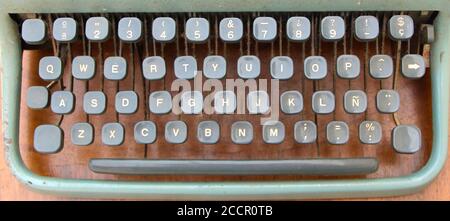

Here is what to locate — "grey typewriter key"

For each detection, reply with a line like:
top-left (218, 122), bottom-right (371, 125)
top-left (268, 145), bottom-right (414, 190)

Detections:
top-left (321, 16), bottom-right (345, 41)
top-left (354, 16), bottom-right (379, 41)
top-left (237, 55), bottom-right (260, 79)
top-left (402, 54), bottom-right (426, 79)
top-left (294, 121), bottom-right (317, 144)
top-left (39, 56), bottom-right (62, 81)
top-left (327, 121), bottom-right (349, 145)
top-left (359, 121), bottom-right (382, 144)
top-left (134, 121), bottom-right (157, 144)
top-left (304, 56), bottom-right (327, 79)
top-left (72, 56), bottom-right (95, 80)
top-left (149, 91), bottom-right (172, 114)
top-left (53, 17), bottom-right (77, 42)
top-left (393, 125), bottom-right (421, 153)
top-left (197, 121), bottom-right (220, 144)
top-left (253, 17), bottom-right (277, 41)
top-left (312, 91), bottom-right (335, 114)
top-left (262, 121), bottom-right (285, 144)
top-left (26, 86), bottom-right (49, 109)
top-left (174, 56), bottom-right (197, 79)
top-left (71, 123), bottom-right (94, 146)
top-left (104, 56), bottom-right (127, 80)
top-left (33, 125), bottom-right (63, 154)
top-left (142, 56), bottom-right (166, 80)
top-left (51, 91), bottom-right (74, 114)
top-left (185, 17), bottom-right (209, 42)
top-left (219, 17), bottom-right (243, 42)
top-left (389, 15), bottom-right (414, 40)
top-left (203, 55), bottom-right (226, 79)
top-left (152, 17), bottom-right (176, 42)
top-left (247, 91), bottom-right (270, 114)
top-left (102, 122), bottom-right (124, 146)
top-left (181, 91), bottom-right (203, 114)
top-left (115, 91), bottom-right (138, 114)
top-left (22, 19), bottom-right (46, 45)
top-left (214, 91), bottom-right (236, 114)
top-left (83, 91), bottom-right (106, 114)
top-left (270, 56), bottom-right (293, 79)
top-left (280, 90), bottom-right (303, 114)
top-left (118, 17), bottom-right (142, 42)
top-left (231, 121), bottom-right (253, 144)
top-left (336, 55), bottom-right (360, 79)
top-left (370, 55), bottom-right (393, 79)
top-left (165, 121), bottom-right (188, 144)
top-left (286, 16), bottom-right (311, 41)
top-left (344, 90), bottom-right (367, 114)
top-left (376, 89), bottom-right (400, 113)
top-left (85, 17), bottom-right (110, 41)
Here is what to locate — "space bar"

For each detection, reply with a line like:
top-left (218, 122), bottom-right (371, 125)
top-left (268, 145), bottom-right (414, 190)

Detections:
top-left (89, 158), bottom-right (379, 175)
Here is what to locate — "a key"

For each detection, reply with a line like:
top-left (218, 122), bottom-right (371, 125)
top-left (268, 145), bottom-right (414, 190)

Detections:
top-left (344, 90), bottom-right (367, 114)
top-left (280, 90), bottom-right (303, 114)
top-left (392, 125), bottom-right (421, 153)
top-left (71, 123), bottom-right (94, 146)
top-left (51, 91), bottom-right (74, 114)
top-left (26, 86), bottom-right (49, 109)
top-left (312, 91), bottom-right (335, 114)
top-left (336, 55), bottom-right (360, 79)
top-left (286, 16), bottom-right (310, 41)
top-left (270, 56), bottom-right (293, 79)
top-left (294, 120), bottom-right (317, 144)
top-left (247, 91), bottom-right (270, 114)
top-left (149, 91), bottom-right (172, 114)
top-left (376, 89), bottom-right (400, 113)
top-left (185, 17), bottom-right (209, 42)
top-left (203, 55), bottom-right (226, 79)
top-left (369, 55), bottom-right (393, 79)
top-left (33, 125), bottom-right (63, 154)
top-left (72, 56), bottom-right (95, 80)
top-left (359, 121), bottom-right (382, 144)
top-left (389, 15), bottom-right (414, 40)
top-left (327, 121), bottom-right (349, 144)
top-left (321, 16), bottom-right (345, 41)
top-left (104, 56), bottom-right (127, 80)
top-left (83, 91), bottom-right (106, 115)
top-left (142, 56), bottom-right (166, 80)
top-left (219, 17), bottom-right (243, 42)
top-left (22, 18), bottom-right (47, 45)
top-left (115, 91), bottom-right (138, 114)
top-left (165, 121), bottom-right (188, 144)
top-left (304, 56), bottom-right (327, 79)
top-left (181, 91), bottom-right (203, 114)
top-left (253, 17), bottom-right (277, 41)
top-left (197, 121), bottom-right (220, 144)
top-left (39, 56), bottom-right (62, 81)
top-left (152, 17), bottom-right (176, 42)
top-left (231, 121), bottom-right (253, 144)
top-left (402, 54), bottom-right (426, 78)
top-left (102, 122), bottom-right (124, 146)
top-left (174, 56), bottom-right (197, 79)
top-left (118, 17), bottom-right (142, 42)
top-left (53, 17), bottom-right (77, 42)
top-left (262, 121), bottom-right (285, 144)
top-left (134, 121), bottom-right (157, 144)
top-left (354, 15), bottom-right (379, 41)
top-left (238, 55), bottom-right (260, 79)
top-left (214, 91), bottom-right (237, 114)
top-left (85, 17), bottom-right (110, 41)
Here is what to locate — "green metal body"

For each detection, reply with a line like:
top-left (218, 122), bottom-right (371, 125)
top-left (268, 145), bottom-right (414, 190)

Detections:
top-left (0, 0), bottom-right (449, 199)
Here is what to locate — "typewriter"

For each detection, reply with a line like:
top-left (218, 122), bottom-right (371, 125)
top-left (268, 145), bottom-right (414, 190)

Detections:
top-left (0, 0), bottom-right (448, 199)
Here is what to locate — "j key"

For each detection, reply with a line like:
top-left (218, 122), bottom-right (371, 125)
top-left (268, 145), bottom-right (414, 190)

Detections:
top-left (321, 16), bottom-right (345, 41)
top-left (354, 15), bottom-right (379, 41)
top-left (85, 17), bottom-right (110, 41)
top-left (152, 17), bottom-right (176, 42)
top-left (53, 17), bottom-right (77, 42)
top-left (253, 17), bottom-right (277, 41)
top-left (22, 18), bottom-right (47, 45)
top-left (219, 17), bottom-right (243, 42)
top-left (389, 15), bottom-right (414, 40)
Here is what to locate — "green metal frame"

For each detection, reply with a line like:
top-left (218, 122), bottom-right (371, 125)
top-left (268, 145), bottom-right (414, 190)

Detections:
top-left (0, 0), bottom-right (449, 199)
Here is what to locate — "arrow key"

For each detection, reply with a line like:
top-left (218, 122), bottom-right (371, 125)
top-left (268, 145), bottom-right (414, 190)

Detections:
top-left (402, 54), bottom-right (426, 79)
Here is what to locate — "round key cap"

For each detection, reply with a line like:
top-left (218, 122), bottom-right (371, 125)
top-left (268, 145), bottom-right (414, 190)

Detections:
top-left (118, 17), bottom-right (142, 42)
top-left (219, 17), bottom-right (243, 42)
top-left (354, 15), bottom-right (379, 41)
top-left (286, 16), bottom-right (311, 41)
top-left (253, 17), bottom-right (277, 41)
top-left (85, 17), bottom-right (110, 41)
